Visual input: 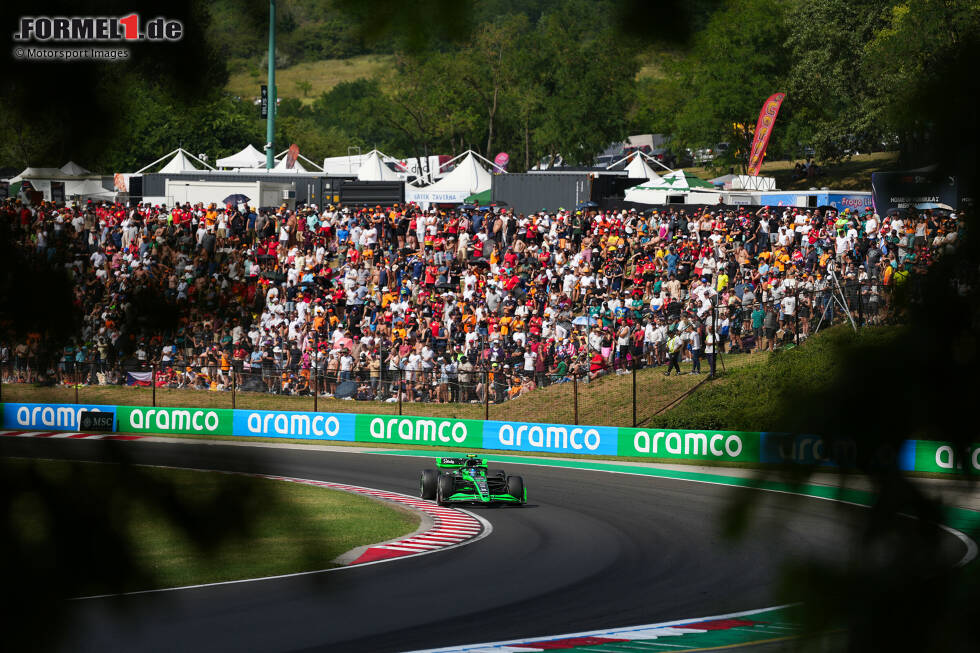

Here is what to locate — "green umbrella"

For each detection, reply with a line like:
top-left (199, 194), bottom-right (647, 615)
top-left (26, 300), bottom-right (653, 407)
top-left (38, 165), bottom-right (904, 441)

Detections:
top-left (464, 189), bottom-right (492, 205)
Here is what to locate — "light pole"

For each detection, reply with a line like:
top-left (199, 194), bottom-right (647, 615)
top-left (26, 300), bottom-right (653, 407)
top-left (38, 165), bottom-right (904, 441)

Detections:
top-left (265, 0), bottom-right (276, 169)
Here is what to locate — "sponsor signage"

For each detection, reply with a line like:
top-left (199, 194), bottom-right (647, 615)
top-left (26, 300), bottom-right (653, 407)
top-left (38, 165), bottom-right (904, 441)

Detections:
top-left (233, 409), bottom-right (355, 440)
top-left (3, 403), bottom-right (114, 431)
top-left (355, 414), bottom-right (483, 448)
top-left (618, 427), bottom-right (759, 462)
top-left (827, 193), bottom-right (874, 211)
top-left (912, 440), bottom-right (980, 474)
top-left (747, 92), bottom-right (786, 176)
top-left (117, 406), bottom-right (232, 435)
top-left (759, 433), bottom-right (916, 470)
top-left (4, 402), bottom-right (974, 477)
top-left (871, 170), bottom-right (960, 212)
top-left (79, 411), bottom-right (116, 432)
top-left (760, 432), bottom-right (856, 467)
top-left (484, 420), bottom-right (617, 455)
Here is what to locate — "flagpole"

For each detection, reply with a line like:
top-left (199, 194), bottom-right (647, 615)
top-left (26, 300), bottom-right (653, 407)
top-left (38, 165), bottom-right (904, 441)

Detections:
top-left (265, 0), bottom-right (277, 169)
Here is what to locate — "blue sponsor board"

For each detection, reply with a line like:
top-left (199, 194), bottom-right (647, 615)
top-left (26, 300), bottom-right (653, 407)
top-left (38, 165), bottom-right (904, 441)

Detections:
top-left (232, 409), bottom-right (356, 441)
top-left (760, 432), bottom-right (916, 471)
top-left (2, 403), bottom-right (116, 431)
top-left (483, 420), bottom-right (617, 456)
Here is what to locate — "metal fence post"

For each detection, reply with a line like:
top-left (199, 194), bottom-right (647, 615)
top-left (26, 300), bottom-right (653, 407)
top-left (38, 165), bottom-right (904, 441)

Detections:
top-left (794, 286), bottom-right (800, 345)
top-left (313, 362), bottom-right (318, 413)
top-left (74, 366), bottom-right (79, 405)
top-left (858, 282), bottom-right (865, 327)
top-left (573, 372), bottom-right (579, 426)
top-left (632, 364), bottom-right (637, 428)
top-left (398, 368), bottom-right (403, 416)
top-left (151, 363), bottom-right (157, 407)
top-left (313, 331), bottom-right (319, 412)
top-left (232, 369), bottom-right (237, 409)
top-left (483, 370), bottom-right (489, 421)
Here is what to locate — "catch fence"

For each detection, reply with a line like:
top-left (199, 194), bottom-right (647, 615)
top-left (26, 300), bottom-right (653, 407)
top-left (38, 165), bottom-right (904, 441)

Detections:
top-left (1, 280), bottom-right (898, 428)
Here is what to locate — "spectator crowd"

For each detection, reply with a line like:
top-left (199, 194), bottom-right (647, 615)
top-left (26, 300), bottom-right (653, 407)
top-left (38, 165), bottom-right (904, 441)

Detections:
top-left (0, 190), bottom-right (962, 403)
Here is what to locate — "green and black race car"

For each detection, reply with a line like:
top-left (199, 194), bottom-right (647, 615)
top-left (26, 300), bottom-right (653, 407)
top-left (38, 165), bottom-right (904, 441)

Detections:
top-left (419, 454), bottom-right (526, 506)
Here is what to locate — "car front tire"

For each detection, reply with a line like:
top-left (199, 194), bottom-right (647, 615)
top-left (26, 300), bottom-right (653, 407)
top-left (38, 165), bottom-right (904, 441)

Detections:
top-left (436, 474), bottom-right (455, 506)
top-left (420, 469), bottom-right (438, 500)
top-left (506, 475), bottom-right (525, 505)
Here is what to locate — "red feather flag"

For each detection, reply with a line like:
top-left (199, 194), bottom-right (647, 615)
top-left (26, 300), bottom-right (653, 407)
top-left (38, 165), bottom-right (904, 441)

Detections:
top-left (747, 92), bottom-right (785, 176)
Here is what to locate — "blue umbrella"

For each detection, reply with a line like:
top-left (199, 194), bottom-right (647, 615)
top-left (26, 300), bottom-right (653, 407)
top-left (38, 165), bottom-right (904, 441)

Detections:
top-left (572, 315), bottom-right (596, 326)
top-left (223, 193), bottom-right (251, 205)
top-left (575, 201), bottom-right (599, 210)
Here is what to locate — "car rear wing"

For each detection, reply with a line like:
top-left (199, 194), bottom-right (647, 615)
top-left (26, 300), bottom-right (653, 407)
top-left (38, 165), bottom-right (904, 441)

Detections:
top-left (436, 456), bottom-right (487, 468)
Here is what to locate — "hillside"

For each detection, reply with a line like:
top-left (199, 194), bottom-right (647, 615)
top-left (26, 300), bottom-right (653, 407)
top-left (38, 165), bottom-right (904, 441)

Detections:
top-left (225, 55), bottom-right (394, 104)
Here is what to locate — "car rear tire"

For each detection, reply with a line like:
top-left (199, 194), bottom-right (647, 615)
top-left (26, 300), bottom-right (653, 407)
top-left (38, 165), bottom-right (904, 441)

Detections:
top-left (489, 469), bottom-right (506, 478)
top-left (436, 474), bottom-right (455, 506)
top-left (419, 469), bottom-right (438, 500)
top-left (506, 475), bottom-right (525, 504)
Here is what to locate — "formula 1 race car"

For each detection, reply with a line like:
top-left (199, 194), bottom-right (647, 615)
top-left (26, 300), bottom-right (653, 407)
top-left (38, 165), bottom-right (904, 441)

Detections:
top-left (419, 454), bottom-right (526, 506)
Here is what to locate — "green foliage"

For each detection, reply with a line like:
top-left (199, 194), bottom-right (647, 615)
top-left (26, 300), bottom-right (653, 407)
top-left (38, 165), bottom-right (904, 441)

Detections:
top-left (864, 0), bottom-right (980, 170)
top-left (90, 79), bottom-right (261, 172)
top-left (657, 326), bottom-right (893, 432)
top-left (207, 0), bottom-right (381, 62)
top-left (528, 1), bottom-right (639, 165)
top-left (784, 0), bottom-right (894, 162)
top-left (668, 0), bottom-right (791, 172)
top-left (3, 0), bottom-right (977, 175)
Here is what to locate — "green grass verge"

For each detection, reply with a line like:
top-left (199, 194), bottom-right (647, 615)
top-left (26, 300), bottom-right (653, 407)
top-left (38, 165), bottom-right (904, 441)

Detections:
top-left (3, 458), bottom-right (418, 594)
top-left (226, 54), bottom-right (394, 104)
top-left (682, 151), bottom-right (899, 192)
top-left (1, 350), bottom-right (769, 427)
top-left (655, 325), bottom-right (894, 432)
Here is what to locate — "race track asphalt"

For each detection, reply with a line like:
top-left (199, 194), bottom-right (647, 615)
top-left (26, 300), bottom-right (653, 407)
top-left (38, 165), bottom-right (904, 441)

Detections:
top-left (0, 437), bottom-right (968, 653)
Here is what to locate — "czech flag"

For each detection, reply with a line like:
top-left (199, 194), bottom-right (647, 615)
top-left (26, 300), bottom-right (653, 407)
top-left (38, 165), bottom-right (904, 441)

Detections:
top-left (126, 371), bottom-right (153, 387)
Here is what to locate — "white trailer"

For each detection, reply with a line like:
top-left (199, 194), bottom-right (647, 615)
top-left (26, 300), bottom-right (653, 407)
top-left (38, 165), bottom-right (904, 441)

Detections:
top-left (163, 179), bottom-right (294, 209)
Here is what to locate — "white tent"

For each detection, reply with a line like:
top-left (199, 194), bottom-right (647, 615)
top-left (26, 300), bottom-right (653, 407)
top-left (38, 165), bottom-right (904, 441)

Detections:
top-left (273, 156), bottom-right (308, 173)
top-left (60, 161), bottom-right (92, 176)
top-left (216, 145), bottom-right (266, 169)
top-left (405, 151), bottom-right (494, 204)
top-left (624, 156), bottom-right (663, 182)
top-left (8, 167), bottom-right (68, 183)
top-left (708, 174), bottom-right (776, 191)
top-left (160, 150), bottom-right (202, 173)
top-left (607, 151), bottom-right (669, 182)
top-left (274, 149), bottom-right (323, 171)
top-left (65, 178), bottom-right (114, 200)
top-left (8, 166), bottom-right (114, 202)
top-left (357, 149), bottom-right (404, 182)
top-left (624, 170), bottom-right (718, 204)
top-left (135, 148), bottom-right (215, 174)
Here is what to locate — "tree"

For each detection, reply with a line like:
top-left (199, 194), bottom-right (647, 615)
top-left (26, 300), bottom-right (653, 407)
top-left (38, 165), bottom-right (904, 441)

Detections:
top-left (864, 0), bottom-right (980, 172)
top-left (530, 1), bottom-right (640, 165)
top-left (455, 14), bottom-right (531, 158)
top-left (295, 80), bottom-right (313, 98)
top-left (783, 0), bottom-right (893, 162)
top-left (670, 0), bottom-right (791, 172)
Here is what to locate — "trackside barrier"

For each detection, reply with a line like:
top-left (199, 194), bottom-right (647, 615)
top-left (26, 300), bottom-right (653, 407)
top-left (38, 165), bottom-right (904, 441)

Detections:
top-left (2, 402), bottom-right (117, 432)
top-left (0, 402), bottom-right (975, 474)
